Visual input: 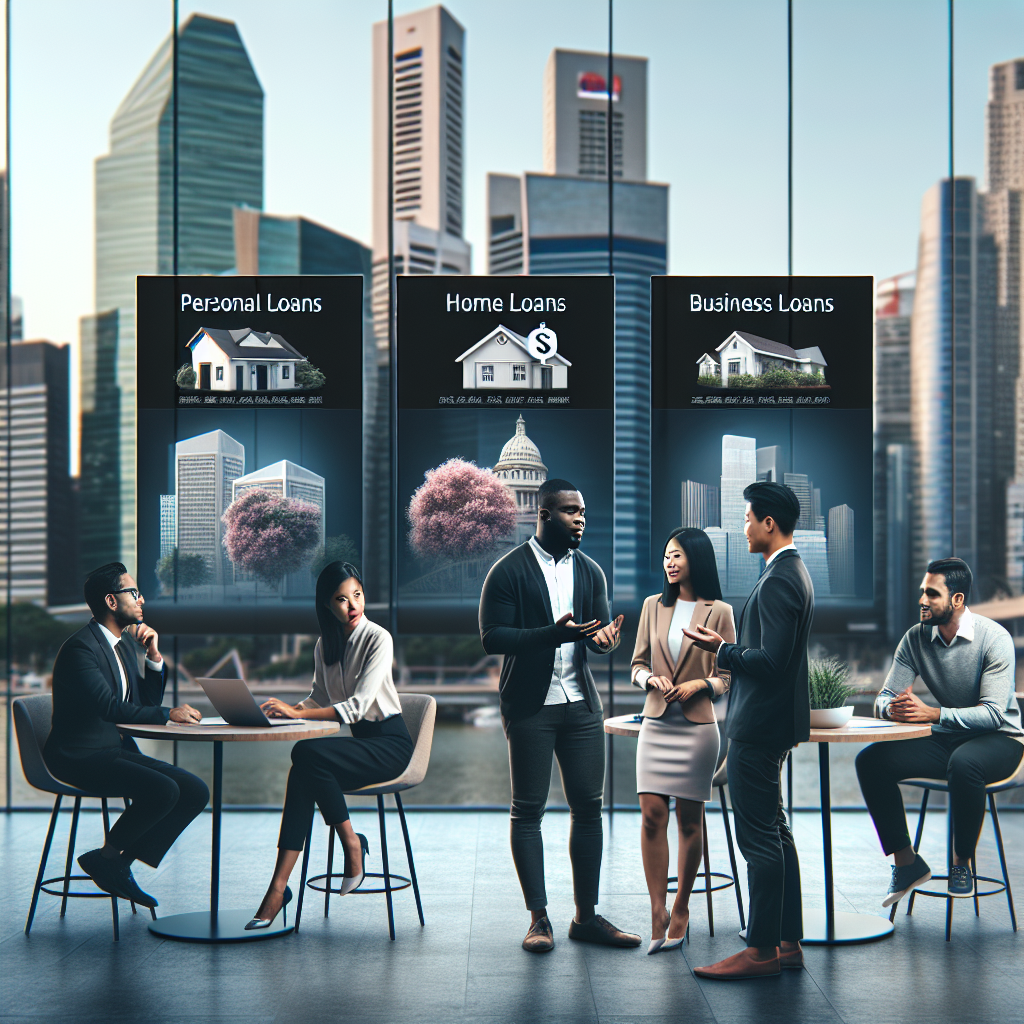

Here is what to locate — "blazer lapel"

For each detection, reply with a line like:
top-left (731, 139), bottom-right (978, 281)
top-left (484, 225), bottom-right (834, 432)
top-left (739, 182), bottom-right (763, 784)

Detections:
top-left (87, 620), bottom-right (122, 696)
top-left (673, 601), bottom-right (715, 678)
top-left (735, 559), bottom-right (771, 635)
top-left (521, 543), bottom-right (555, 624)
top-left (655, 601), bottom-right (673, 672)
top-left (572, 554), bottom-right (583, 626)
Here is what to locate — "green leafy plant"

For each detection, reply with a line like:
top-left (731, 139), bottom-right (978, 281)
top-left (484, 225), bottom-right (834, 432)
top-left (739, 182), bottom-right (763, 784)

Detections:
top-left (808, 657), bottom-right (855, 710)
top-left (295, 361), bottom-right (326, 389)
top-left (156, 550), bottom-right (211, 591)
top-left (698, 373), bottom-right (721, 387)
top-left (175, 363), bottom-right (196, 388)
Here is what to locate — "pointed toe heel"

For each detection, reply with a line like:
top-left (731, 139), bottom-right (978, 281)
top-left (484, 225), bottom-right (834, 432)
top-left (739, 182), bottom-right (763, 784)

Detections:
top-left (340, 834), bottom-right (370, 896)
top-left (244, 885), bottom-right (294, 931)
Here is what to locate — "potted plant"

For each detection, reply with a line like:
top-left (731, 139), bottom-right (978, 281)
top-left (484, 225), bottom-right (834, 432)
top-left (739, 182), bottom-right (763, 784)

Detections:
top-left (808, 657), bottom-right (856, 728)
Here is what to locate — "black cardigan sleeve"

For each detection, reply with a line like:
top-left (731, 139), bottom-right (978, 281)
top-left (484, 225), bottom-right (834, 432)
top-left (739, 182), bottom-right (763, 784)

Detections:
top-left (479, 557), bottom-right (566, 655)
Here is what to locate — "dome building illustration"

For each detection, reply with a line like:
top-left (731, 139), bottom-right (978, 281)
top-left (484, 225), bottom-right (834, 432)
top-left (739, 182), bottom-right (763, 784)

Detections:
top-left (492, 415), bottom-right (547, 543)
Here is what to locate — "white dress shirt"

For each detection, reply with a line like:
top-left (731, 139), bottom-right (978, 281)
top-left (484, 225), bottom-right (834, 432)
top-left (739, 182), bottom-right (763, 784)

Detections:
top-left (931, 607), bottom-right (975, 647)
top-left (529, 537), bottom-right (585, 704)
top-left (97, 624), bottom-right (161, 701)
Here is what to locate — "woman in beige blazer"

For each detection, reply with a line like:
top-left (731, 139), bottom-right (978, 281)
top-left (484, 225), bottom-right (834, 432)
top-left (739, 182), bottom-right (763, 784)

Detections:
top-left (631, 527), bottom-right (735, 953)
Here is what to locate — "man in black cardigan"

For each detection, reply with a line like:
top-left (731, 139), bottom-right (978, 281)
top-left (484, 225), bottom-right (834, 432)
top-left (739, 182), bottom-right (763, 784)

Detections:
top-left (480, 479), bottom-right (638, 953)
top-left (685, 482), bottom-right (814, 979)
top-left (44, 563), bottom-right (207, 908)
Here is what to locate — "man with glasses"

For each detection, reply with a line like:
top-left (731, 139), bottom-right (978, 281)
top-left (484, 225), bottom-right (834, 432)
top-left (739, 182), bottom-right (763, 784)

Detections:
top-left (43, 562), bottom-right (208, 908)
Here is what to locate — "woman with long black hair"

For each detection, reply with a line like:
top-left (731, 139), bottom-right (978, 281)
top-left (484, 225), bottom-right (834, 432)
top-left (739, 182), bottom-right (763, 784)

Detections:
top-left (246, 562), bottom-right (413, 930)
top-left (630, 528), bottom-right (735, 953)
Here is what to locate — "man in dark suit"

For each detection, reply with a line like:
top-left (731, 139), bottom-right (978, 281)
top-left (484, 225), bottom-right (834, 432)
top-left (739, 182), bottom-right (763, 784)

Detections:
top-left (685, 482), bottom-right (813, 979)
top-left (44, 563), bottom-right (208, 908)
top-left (480, 479), bottom-right (638, 953)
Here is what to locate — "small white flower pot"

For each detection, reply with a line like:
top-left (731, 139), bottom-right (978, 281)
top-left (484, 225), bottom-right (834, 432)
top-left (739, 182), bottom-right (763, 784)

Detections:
top-left (809, 706), bottom-right (855, 729)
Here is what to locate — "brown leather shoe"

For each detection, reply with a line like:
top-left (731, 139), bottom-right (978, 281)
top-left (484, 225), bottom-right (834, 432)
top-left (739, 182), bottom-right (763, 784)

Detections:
top-left (522, 916), bottom-right (555, 953)
top-left (568, 914), bottom-right (642, 947)
top-left (693, 948), bottom-right (781, 980)
top-left (779, 943), bottom-right (804, 969)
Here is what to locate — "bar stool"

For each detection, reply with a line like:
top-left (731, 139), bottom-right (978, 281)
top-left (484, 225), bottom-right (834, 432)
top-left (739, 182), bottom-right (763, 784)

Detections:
top-left (13, 695), bottom-right (152, 941)
top-left (888, 751), bottom-right (1024, 940)
top-left (295, 694), bottom-right (437, 940)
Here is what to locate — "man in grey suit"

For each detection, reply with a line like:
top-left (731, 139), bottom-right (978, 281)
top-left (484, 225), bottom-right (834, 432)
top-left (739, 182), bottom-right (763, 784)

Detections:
top-left (685, 482), bottom-right (814, 980)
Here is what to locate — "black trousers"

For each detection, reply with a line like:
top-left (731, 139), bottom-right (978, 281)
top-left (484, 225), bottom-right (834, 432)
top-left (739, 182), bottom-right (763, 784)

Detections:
top-left (855, 731), bottom-right (1024, 860)
top-left (727, 739), bottom-right (803, 948)
top-left (278, 716), bottom-right (413, 851)
top-left (46, 747), bottom-right (209, 868)
top-left (505, 700), bottom-right (605, 911)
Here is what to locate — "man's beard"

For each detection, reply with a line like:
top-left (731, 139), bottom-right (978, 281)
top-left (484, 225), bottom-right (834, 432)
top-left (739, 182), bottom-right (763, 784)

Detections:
top-left (922, 601), bottom-right (954, 626)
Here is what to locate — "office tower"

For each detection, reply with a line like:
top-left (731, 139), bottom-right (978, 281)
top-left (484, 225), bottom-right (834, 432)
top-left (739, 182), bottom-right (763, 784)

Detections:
top-left (492, 416), bottom-right (548, 545)
top-left (486, 48), bottom-right (667, 605)
top-left (756, 445), bottom-right (783, 482)
top-left (986, 59), bottom-right (1024, 591)
top-left (793, 530), bottom-right (831, 597)
top-left (886, 443), bottom-right (914, 639)
top-left (681, 480), bottom-right (720, 530)
top-left (234, 209), bottom-right (371, 279)
top-left (721, 435), bottom-right (756, 530)
top-left (543, 49), bottom-right (647, 182)
top-left (812, 489), bottom-right (824, 531)
top-left (175, 430), bottom-right (245, 585)
top-left (727, 531), bottom-right (762, 595)
top-left (783, 472), bottom-right (813, 531)
top-left (159, 495), bottom-right (176, 559)
top-left (828, 504), bottom-right (855, 596)
top-left (911, 178), bottom-right (997, 593)
top-left (0, 341), bottom-right (75, 606)
top-left (90, 14), bottom-right (263, 574)
top-left (875, 273), bottom-right (915, 627)
top-left (78, 310), bottom-right (121, 576)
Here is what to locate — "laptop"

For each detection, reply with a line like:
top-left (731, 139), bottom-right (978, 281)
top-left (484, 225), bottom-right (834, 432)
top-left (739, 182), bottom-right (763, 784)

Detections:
top-left (197, 677), bottom-right (304, 727)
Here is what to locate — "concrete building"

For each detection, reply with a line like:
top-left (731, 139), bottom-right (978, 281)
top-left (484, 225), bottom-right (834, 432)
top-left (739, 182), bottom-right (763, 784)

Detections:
top-left (886, 442), bottom-right (914, 637)
top-left (784, 472), bottom-right (814, 532)
top-left (159, 495), bottom-right (176, 560)
top-left (756, 445), bottom-right (784, 483)
top-left (828, 504), bottom-right (856, 596)
top-left (0, 341), bottom-right (75, 606)
top-left (721, 435), bottom-right (756, 532)
top-left (175, 430), bottom-right (245, 585)
top-left (794, 530), bottom-right (831, 597)
top-left (90, 14), bottom-right (263, 574)
top-left (910, 178), bottom-right (998, 595)
top-left (492, 416), bottom-right (548, 544)
top-left (681, 480), bottom-right (720, 530)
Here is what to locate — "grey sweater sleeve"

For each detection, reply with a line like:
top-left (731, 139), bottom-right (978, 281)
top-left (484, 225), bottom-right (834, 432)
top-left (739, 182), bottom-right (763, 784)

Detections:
top-left (938, 629), bottom-right (1016, 733)
top-left (875, 633), bottom-right (919, 720)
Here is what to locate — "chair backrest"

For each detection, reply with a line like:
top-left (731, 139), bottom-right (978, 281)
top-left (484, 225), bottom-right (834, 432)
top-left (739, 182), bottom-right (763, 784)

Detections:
top-left (12, 694), bottom-right (67, 795)
top-left (397, 693), bottom-right (437, 789)
top-left (989, 746), bottom-right (1024, 791)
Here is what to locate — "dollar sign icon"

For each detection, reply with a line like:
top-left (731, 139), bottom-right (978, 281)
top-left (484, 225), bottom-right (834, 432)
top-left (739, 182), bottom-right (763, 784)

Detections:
top-left (527, 322), bottom-right (558, 364)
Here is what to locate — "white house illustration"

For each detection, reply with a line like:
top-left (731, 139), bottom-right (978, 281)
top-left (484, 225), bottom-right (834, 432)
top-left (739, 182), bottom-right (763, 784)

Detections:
top-left (696, 352), bottom-right (720, 377)
top-left (187, 327), bottom-right (307, 392)
top-left (455, 325), bottom-right (571, 390)
top-left (712, 331), bottom-right (827, 385)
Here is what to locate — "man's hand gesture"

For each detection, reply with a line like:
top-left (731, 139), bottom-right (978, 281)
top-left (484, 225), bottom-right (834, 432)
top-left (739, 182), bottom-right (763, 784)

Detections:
top-left (683, 623), bottom-right (724, 653)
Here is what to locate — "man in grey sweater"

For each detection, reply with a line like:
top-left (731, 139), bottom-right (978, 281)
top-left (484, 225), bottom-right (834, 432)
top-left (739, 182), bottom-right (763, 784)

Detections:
top-left (857, 558), bottom-right (1023, 904)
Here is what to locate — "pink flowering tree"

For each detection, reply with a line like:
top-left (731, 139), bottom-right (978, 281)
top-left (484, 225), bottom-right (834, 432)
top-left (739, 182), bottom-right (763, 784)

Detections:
top-left (408, 458), bottom-right (517, 561)
top-left (222, 489), bottom-right (322, 586)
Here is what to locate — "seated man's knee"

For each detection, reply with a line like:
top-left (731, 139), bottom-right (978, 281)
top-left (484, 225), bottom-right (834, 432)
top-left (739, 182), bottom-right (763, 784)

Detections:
top-left (946, 747), bottom-right (985, 791)
top-left (855, 743), bottom-right (887, 781)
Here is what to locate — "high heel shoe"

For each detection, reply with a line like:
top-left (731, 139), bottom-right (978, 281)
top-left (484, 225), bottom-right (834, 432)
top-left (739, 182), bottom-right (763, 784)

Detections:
top-left (339, 834), bottom-right (369, 895)
top-left (244, 885), bottom-right (292, 930)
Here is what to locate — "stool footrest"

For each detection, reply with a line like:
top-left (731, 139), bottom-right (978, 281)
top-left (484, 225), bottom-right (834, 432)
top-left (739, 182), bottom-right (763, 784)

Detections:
top-left (305, 871), bottom-right (412, 896)
top-left (912, 873), bottom-right (1007, 900)
top-left (667, 871), bottom-right (736, 896)
top-left (39, 874), bottom-right (119, 900)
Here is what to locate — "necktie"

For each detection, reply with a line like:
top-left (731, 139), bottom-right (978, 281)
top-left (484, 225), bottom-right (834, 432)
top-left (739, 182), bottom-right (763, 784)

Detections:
top-left (115, 640), bottom-right (135, 702)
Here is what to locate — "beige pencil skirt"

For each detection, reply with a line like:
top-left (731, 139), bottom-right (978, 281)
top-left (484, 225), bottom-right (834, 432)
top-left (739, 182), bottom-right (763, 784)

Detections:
top-left (636, 702), bottom-right (722, 802)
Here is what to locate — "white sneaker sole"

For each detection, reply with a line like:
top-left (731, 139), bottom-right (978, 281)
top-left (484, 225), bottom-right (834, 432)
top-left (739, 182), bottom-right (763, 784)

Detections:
top-left (882, 869), bottom-right (932, 908)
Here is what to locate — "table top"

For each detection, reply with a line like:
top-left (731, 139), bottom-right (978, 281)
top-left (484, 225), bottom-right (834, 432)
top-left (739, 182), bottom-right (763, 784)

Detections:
top-left (604, 714), bottom-right (931, 744)
top-left (117, 720), bottom-right (340, 743)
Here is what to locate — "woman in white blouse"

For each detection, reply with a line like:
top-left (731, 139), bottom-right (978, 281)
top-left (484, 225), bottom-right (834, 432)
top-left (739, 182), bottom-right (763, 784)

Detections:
top-left (629, 528), bottom-right (734, 952)
top-left (246, 562), bottom-right (413, 930)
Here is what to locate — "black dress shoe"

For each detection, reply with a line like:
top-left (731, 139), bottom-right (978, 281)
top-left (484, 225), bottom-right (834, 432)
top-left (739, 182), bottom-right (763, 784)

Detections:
top-left (568, 914), bottom-right (642, 947)
top-left (245, 886), bottom-right (293, 931)
top-left (522, 916), bottom-right (555, 952)
top-left (77, 849), bottom-right (158, 908)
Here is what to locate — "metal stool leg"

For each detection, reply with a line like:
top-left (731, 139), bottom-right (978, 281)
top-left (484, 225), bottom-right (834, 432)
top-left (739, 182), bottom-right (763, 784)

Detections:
top-left (719, 785), bottom-right (745, 930)
top-left (325, 827), bottom-right (335, 918)
top-left (971, 855), bottom-right (980, 917)
top-left (294, 817), bottom-right (314, 933)
top-left (378, 795), bottom-right (395, 940)
top-left (903, 790), bottom-right (930, 920)
top-left (101, 798), bottom-right (136, 917)
top-left (25, 795), bottom-right (62, 935)
top-left (395, 793), bottom-right (424, 927)
top-left (701, 810), bottom-right (714, 937)
top-left (989, 794), bottom-right (1017, 932)
top-left (944, 804), bottom-right (953, 942)
top-left (60, 797), bottom-right (82, 918)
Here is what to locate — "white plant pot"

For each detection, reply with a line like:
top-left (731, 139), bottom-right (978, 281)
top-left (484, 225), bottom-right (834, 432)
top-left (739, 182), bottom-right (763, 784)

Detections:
top-left (809, 706), bottom-right (854, 729)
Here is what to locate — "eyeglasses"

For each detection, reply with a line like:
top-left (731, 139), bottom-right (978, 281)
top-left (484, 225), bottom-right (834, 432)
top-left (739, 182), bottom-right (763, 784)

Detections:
top-left (110, 587), bottom-right (141, 601)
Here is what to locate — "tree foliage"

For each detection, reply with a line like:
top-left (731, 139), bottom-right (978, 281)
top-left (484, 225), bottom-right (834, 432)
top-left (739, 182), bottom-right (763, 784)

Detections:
top-left (222, 488), bottom-right (322, 586)
top-left (0, 603), bottom-right (77, 670)
top-left (176, 363), bottom-right (197, 388)
top-left (295, 361), bottom-right (326, 389)
top-left (407, 458), bottom-right (517, 561)
top-left (155, 550), bottom-right (211, 591)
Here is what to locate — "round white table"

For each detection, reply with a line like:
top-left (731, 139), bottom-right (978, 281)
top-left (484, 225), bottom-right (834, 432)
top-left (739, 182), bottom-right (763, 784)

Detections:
top-left (118, 719), bottom-right (339, 943)
top-left (603, 713), bottom-right (932, 945)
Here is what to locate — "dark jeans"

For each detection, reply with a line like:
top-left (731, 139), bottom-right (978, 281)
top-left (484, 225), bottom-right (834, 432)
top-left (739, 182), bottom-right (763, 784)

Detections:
top-left (46, 747), bottom-right (209, 868)
top-left (727, 739), bottom-right (803, 948)
top-left (855, 731), bottom-right (1024, 860)
top-left (278, 715), bottom-right (413, 851)
top-left (505, 700), bottom-right (605, 911)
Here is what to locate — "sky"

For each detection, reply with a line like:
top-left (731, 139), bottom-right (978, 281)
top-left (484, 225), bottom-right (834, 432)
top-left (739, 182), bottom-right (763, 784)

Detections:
top-left (6, 0), bottom-right (1024, 470)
